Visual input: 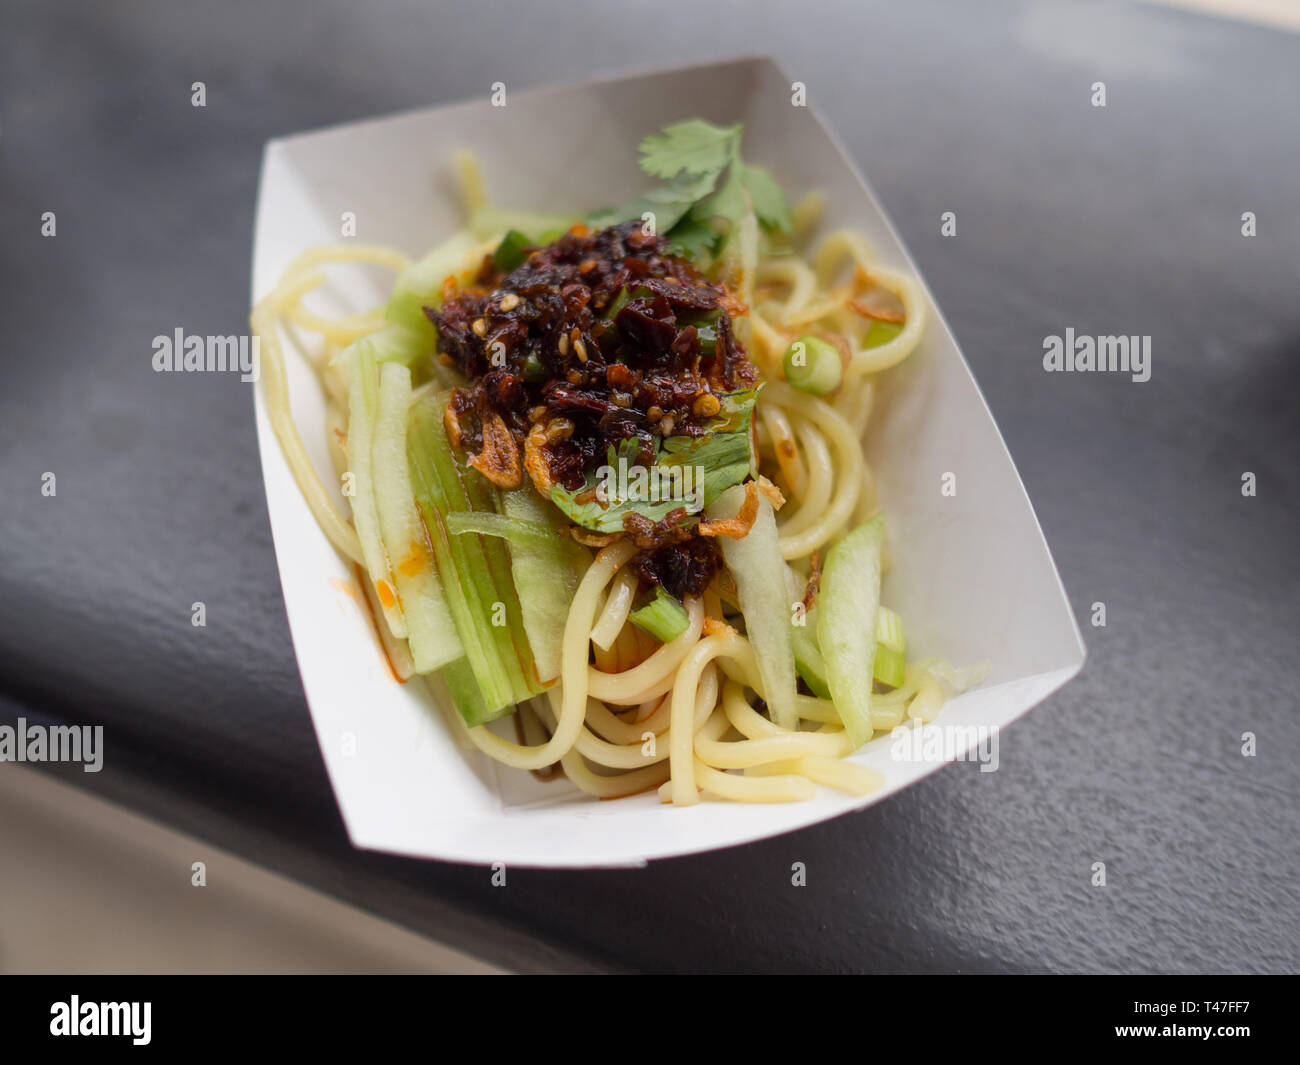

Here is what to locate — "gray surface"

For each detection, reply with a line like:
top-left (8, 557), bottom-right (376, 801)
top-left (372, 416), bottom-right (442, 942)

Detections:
top-left (1, 0), bottom-right (1297, 972)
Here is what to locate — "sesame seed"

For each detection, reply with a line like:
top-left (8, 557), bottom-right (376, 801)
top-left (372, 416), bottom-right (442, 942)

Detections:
top-left (499, 293), bottom-right (520, 312)
top-left (660, 415), bottom-right (675, 435)
top-left (573, 338), bottom-right (588, 362)
top-left (558, 334), bottom-right (569, 356)
top-left (471, 318), bottom-right (487, 337)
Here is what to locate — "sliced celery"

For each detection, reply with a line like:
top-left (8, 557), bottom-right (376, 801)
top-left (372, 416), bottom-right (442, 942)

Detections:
top-left (470, 206), bottom-right (578, 243)
top-left (791, 603), bottom-right (832, 700)
top-left (629, 586), bottom-right (690, 644)
top-left (407, 397), bottom-right (518, 722)
top-left (871, 642), bottom-right (906, 688)
top-left (346, 350), bottom-right (407, 639)
top-left (709, 484), bottom-right (798, 730)
top-left (795, 602), bottom-right (906, 694)
top-left (876, 604), bottom-right (906, 655)
top-left (372, 362), bottom-right (463, 673)
top-left (445, 510), bottom-right (555, 549)
top-left (385, 231), bottom-right (481, 335)
top-left (817, 515), bottom-right (884, 749)
top-left (500, 487), bottom-right (590, 685)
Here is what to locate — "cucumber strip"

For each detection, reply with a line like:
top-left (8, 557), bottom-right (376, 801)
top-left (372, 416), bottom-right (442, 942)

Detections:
top-left (709, 484), bottom-right (798, 731)
top-left (454, 447), bottom-right (543, 705)
top-left (469, 206), bottom-right (578, 244)
top-left (817, 514), bottom-right (885, 749)
top-left (444, 510), bottom-right (554, 549)
top-left (333, 322), bottom-right (427, 369)
top-left (872, 642), bottom-right (906, 689)
top-left (385, 231), bottom-right (481, 335)
top-left (346, 350), bottom-right (407, 639)
top-left (372, 362), bottom-right (463, 673)
top-left (629, 587), bottom-right (690, 644)
top-left (500, 487), bottom-right (590, 684)
top-left (795, 602), bottom-right (904, 695)
top-left (791, 605), bottom-right (832, 700)
top-left (876, 604), bottom-right (906, 655)
top-left (437, 657), bottom-right (495, 730)
top-left (407, 397), bottom-right (515, 722)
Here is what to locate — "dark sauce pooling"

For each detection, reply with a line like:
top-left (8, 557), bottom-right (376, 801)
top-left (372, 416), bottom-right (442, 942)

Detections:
top-left (427, 220), bottom-right (759, 599)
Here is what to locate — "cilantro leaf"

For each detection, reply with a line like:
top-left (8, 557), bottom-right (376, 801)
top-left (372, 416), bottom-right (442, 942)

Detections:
top-left (638, 120), bottom-right (740, 180)
top-left (664, 217), bottom-right (720, 260)
top-left (690, 167), bottom-right (747, 228)
top-left (740, 164), bottom-right (793, 233)
top-left (588, 120), bottom-right (793, 267)
top-left (588, 169), bottom-right (721, 232)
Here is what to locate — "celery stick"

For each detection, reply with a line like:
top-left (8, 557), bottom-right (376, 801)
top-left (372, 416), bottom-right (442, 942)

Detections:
top-left (407, 397), bottom-right (515, 721)
top-left (350, 322), bottom-right (429, 369)
top-left (469, 206), bottom-right (578, 244)
top-left (386, 231), bottom-right (481, 335)
top-left (629, 587), bottom-right (690, 644)
top-left (872, 642), bottom-right (906, 688)
top-left (445, 511), bottom-right (554, 549)
top-left (372, 362), bottom-right (463, 673)
top-left (817, 515), bottom-right (885, 749)
top-left (500, 487), bottom-right (590, 685)
top-left (791, 604), bottom-right (832, 700)
top-left (875, 604), bottom-right (906, 654)
top-left (709, 484), bottom-right (798, 730)
top-left (450, 429), bottom-right (542, 703)
top-left (347, 350), bottom-right (407, 639)
top-left (796, 602), bottom-right (904, 694)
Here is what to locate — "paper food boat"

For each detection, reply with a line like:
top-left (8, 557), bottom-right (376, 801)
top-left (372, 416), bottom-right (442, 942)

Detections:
top-left (250, 57), bottom-right (1085, 868)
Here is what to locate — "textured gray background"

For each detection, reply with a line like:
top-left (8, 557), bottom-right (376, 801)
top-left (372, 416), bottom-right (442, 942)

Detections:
top-left (1, 0), bottom-right (1297, 972)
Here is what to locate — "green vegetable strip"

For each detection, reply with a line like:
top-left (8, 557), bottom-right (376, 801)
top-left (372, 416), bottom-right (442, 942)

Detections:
top-left (629, 587), bottom-right (690, 644)
top-left (372, 362), bottom-right (463, 673)
top-left (385, 231), bottom-right (481, 334)
top-left (492, 229), bottom-right (532, 275)
top-left (343, 322), bottom-right (428, 370)
top-left (783, 335), bottom-right (843, 395)
top-left (444, 511), bottom-right (555, 549)
top-left (500, 487), bottom-right (590, 685)
top-left (871, 643), bottom-right (906, 688)
top-left (791, 602), bottom-right (832, 700)
top-left (470, 206), bottom-right (578, 243)
top-left (407, 397), bottom-right (515, 724)
top-left (710, 485), bottom-right (799, 730)
top-left (817, 515), bottom-right (885, 748)
top-left (347, 350), bottom-right (407, 639)
top-left (449, 410), bottom-right (543, 704)
top-left (875, 605), bottom-right (906, 655)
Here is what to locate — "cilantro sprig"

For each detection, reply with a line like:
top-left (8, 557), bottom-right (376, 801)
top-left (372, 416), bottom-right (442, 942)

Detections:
top-left (589, 120), bottom-right (792, 260)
